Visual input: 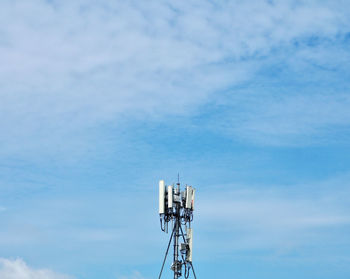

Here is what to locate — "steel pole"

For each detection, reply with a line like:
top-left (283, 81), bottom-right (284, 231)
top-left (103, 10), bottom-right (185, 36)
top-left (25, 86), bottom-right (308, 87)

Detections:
top-left (173, 203), bottom-right (180, 279)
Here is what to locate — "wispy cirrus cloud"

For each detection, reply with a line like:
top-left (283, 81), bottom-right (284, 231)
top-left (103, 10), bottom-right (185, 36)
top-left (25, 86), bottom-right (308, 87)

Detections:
top-left (1, 0), bottom-right (350, 157)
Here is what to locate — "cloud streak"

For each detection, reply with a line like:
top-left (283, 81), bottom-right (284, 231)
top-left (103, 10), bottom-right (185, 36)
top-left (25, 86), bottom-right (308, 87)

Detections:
top-left (1, 0), bottom-right (350, 157)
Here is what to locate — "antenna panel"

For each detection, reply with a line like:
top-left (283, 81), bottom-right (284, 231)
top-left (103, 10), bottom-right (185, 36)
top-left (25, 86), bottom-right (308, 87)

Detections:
top-left (191, 188), bottom-right (195, 211)
top-left (185, 186), bottom-right (193, 209)
top-left (168, 185), bottom-right (173, 208)
top-left (159, 180), bottom-right (165, 214)
top-left (187, 228), bottom-right (193, 262)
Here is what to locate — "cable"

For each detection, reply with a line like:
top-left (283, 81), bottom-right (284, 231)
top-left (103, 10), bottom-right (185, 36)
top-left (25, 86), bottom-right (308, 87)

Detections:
top-left (189, 262), bottom-right (197, 279)
top-left (179, 225), bottom-right (197, 279)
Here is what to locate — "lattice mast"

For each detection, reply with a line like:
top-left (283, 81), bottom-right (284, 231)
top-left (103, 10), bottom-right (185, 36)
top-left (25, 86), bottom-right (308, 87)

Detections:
top-left (158, 179), bottom-right (196, 279)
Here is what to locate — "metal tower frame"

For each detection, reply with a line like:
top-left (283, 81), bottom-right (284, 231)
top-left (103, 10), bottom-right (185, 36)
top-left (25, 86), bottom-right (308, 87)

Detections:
top-left (158, 180), bottom-right (197, 279)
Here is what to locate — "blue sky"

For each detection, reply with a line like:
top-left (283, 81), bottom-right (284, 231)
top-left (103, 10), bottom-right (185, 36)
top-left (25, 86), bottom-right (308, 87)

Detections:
top-left (1, 0), bottom-right (350, 278)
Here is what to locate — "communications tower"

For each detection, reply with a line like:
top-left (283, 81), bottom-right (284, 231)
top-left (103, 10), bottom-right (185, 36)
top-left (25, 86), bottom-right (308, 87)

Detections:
top-left (158, 179), bottom-right (197, 279)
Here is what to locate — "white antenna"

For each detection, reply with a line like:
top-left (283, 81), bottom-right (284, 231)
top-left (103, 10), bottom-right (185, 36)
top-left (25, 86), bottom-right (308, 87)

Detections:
top-left (168, 185), bottom-right (173, 209)
top-left (186, 228), bottom-right (193, 263)
top-left (157, 177), bottom-right (197, 279)
top-left (159, 180), bottom-right (165, 214)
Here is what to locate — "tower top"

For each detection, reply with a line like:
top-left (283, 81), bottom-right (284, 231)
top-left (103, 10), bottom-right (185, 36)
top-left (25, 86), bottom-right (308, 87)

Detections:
top-left (158, 179), bottom-right (197, 279)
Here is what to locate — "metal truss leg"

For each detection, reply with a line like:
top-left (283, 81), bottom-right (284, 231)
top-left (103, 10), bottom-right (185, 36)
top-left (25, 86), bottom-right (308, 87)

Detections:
top-left (158, 226), bottom-right (175, 279)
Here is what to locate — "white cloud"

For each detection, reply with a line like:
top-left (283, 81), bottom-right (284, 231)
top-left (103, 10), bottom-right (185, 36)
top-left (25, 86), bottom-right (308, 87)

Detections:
top-left (0, 0), bottom-right (349, 156)
top-left (0, 258), bottom-right (74, 279)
